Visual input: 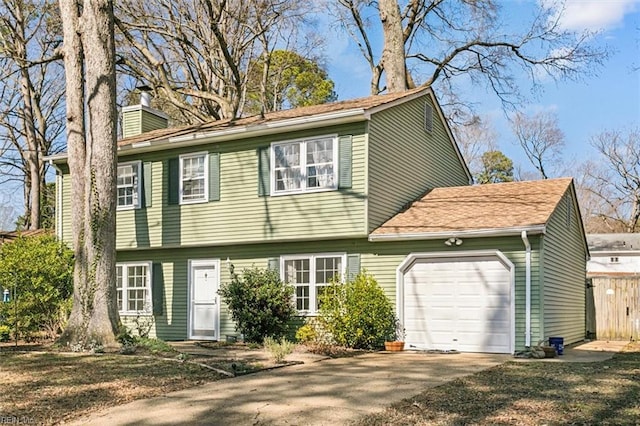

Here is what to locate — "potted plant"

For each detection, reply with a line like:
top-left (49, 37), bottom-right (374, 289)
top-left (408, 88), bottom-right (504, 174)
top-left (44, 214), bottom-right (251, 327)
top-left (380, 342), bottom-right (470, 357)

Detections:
top-left (384, 318), bottom-right (405, 352)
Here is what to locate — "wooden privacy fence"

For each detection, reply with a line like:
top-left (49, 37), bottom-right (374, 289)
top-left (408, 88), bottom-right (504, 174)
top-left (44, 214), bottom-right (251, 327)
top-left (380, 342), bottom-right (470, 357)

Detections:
top-left (587, 276), bottom-right (640, 341)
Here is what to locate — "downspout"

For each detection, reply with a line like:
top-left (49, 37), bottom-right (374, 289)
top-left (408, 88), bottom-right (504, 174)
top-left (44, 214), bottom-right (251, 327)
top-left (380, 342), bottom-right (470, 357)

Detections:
top-left (521, 230), bottom-right (531, 347)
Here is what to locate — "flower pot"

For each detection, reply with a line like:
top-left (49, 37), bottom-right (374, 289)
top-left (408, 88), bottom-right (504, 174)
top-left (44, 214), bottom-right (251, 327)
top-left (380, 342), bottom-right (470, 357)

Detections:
top-left (384, 341), bottom-right (405, 352)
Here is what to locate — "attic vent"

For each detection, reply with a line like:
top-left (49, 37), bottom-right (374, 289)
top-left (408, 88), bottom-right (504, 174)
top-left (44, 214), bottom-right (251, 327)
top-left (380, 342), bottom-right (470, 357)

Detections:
top-left (424, 102), bottom-right (433, 133)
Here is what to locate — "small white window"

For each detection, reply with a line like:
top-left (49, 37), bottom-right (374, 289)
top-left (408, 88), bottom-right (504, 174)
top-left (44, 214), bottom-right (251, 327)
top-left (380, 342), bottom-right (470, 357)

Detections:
top-left (282, 254), bottom-right (345, 314)
top-left (117, 161), bottom-right (141, 210)
top-left (272, 136), bottom-right (337, 194)
top-left (180, 152), bottom-right (208, 204)
top-left (609, 257), bottom-right (619, 264)
top-left (116, 262), bottom-right (152, 315)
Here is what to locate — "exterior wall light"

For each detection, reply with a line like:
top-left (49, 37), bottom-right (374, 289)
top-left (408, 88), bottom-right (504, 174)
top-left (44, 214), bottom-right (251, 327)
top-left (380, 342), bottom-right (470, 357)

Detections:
top-left (444, 237), bottom-right (463, 246)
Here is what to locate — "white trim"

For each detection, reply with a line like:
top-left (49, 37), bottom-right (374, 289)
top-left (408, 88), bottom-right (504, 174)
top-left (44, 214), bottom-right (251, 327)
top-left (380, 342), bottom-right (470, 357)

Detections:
top-left (55, 173), bottom-right (63, 240)
top-left (396, 250), bottom-right (515, 354)
top-left (116, 160), bottom-right (142, 211)
top-left (188, 258), bottom-right (221, 341)
top-left (280, 252), bottom-right (346, 315)
top-left (116, 261), bottom-right (153, 316)
top-left (270, 134), bottom-right (339, 196)
top-left (369, 225), bottom-right (546, 242)
top-left (122, 104), bottom-right (170, 120)
top-left (521, 231), bottom-right (532, 347)
top-left (179, 152), bottom-right (209, 205)
top-left (46, 89), bottom-right (436, 161)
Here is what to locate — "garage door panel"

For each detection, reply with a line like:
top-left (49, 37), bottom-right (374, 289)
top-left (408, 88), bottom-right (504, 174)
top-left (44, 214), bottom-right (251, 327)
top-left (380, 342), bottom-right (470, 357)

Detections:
top-left (403, 256), bottom-right (512, 354)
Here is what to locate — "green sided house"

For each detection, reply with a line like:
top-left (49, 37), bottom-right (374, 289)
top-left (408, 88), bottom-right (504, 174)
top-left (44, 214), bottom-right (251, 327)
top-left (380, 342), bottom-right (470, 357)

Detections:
top-left (48, 87), bottom-right (589, 354)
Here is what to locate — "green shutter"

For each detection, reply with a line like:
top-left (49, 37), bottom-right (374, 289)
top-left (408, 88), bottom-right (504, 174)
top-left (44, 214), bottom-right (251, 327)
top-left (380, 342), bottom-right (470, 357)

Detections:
top-left (209, 152), bottom-right (220, 202)
top-left (338, 135), bottom-right (352, 189)
top-left (258, 146), bottom-right (270, 196)
top-left (152, 262), bottom-right (164, 316)
top-left (268, 257), bottom-right (280, 278)
top-left (346, 253), bottom-right (360, 280)
top-left (143, 162), bottom-right (152, 208)
top-left (168, 158), bottom-right (179, 205)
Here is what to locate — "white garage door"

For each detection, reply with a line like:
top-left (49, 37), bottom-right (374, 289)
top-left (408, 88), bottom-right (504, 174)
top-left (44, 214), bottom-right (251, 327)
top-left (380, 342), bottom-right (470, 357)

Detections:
top-left (403, 256), bottom-right (512, 354)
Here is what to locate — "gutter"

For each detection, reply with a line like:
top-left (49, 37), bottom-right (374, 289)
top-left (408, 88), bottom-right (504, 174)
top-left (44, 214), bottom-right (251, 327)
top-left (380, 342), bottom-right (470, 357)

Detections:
top-left (521, 230), bottom-right (532, 347)
top-left (368, 225), bottom-right (546, 242)
top-left (44, 109), bottom-right (369, 162)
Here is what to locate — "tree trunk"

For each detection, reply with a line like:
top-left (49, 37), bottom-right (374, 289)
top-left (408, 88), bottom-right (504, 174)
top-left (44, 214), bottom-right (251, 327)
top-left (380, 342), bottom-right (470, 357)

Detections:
top-left (58, 0), bottom-right (120, 348)
top-left (378, 0), bottom-right (407, 93)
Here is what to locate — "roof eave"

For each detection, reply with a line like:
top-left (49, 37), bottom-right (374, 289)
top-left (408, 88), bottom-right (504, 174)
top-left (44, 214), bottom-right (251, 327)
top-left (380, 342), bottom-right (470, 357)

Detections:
top-left (46, 108), bottom-right (369, 162)
top-left (368, 225), bottom-right (547, 242)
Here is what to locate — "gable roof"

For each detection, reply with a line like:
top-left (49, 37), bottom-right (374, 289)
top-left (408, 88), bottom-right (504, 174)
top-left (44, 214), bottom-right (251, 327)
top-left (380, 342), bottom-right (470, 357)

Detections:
top-left (116, 86), bottom-right (430, 150)
top-left (0, 229), bottom-right (50, 245)
top-left (370, 178), bottom-right (575, 240)
top-left (587, 233), bottom-right (640, 252)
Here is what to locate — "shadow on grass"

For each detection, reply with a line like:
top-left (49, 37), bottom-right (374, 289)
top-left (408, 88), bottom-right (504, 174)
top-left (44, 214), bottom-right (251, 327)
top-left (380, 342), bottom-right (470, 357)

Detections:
top-left (355, 351), bottom-right (640, 425)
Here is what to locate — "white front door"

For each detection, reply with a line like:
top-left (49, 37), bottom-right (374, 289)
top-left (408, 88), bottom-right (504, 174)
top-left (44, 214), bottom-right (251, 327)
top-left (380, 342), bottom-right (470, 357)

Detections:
top-left (189, 260), bottom-right (219, 340)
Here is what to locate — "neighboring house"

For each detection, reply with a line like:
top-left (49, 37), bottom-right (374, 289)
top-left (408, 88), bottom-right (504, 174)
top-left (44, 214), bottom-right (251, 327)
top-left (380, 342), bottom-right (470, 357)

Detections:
top-left (586, 234), bottom-right (640, 341)
top-left (48, 87), bottom-right (588, 354)
top-left (0, 229), bottom-right (50, 245)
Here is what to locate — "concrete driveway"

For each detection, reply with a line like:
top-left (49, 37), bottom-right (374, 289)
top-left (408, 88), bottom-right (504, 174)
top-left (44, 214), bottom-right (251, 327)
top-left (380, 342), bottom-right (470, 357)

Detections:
top-left (71, 351), bottom-right (508, 425)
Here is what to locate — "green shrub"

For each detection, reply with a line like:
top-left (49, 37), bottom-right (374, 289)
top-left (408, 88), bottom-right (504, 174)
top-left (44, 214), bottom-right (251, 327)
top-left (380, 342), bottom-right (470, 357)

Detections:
top-left (317, 272), bottom-right (396, 350)
top-left (0, 235), bottom-right (74, 341)
top-left (218, 265), bottom-right (295, 343)
top-left (0, 324), bottom-right (10, 342)
top-left (295, 316), bottom-right (336, 346)
top-left (263, 336), bottom-right (295, 363)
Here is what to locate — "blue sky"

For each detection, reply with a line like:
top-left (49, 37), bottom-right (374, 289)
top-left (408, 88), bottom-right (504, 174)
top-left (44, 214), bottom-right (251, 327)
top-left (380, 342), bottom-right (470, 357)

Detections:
top-left (325, 0), bottom-right (640, 175)
top-left (1, 0), bottom-right (638, 230)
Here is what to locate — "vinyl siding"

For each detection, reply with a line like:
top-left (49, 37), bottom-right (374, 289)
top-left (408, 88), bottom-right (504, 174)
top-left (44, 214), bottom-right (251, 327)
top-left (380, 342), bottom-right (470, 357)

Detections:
top-left (540, 187), bottom-right (587, 345)
top-left (367, 95), bottom-right (469, 231)
top-left (58, 123), bottom-right (368, 249)
top-left (120, 237), bottom-right (540, 352)
top-left (122, 108), bottom-right (167, 139)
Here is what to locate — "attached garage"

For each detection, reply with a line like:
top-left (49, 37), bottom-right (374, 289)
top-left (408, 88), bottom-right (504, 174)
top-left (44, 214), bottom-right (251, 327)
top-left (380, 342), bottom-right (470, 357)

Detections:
top-left (370, 179), bottom-right (589, 354)
top-left (398, 252), bottom-right (514, 354)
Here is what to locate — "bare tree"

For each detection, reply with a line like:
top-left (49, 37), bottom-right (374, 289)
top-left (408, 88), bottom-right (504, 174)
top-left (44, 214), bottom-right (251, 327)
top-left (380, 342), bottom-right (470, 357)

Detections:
top-left (579, 128), bottom-right (640, 233)
top-left (0, 0), bottom-right (64, 230)
top-left (58, 0), bottom-right (119, 347)
top-left (511, 111), bottom-right (565, 179)
top-left (334, 0), bottom-right (605, 101)
top-left (451, 115), bottom-right (497, 177)
top-left (115, 0), bottom-right (311, 124)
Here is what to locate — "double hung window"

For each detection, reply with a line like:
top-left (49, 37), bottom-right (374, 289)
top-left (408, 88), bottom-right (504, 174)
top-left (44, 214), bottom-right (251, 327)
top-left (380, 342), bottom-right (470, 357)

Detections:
top-left (117, 162), bottom-right (141, 209)
top-left (282, 254), bottom-right (344, 314)
top-left (116, 262), bottom-right (152, 315)
top-left (272, 136), bottom-right (337, 194)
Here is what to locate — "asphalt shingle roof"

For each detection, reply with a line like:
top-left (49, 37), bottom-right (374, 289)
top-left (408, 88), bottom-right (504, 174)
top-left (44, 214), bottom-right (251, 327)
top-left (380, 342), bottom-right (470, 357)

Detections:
top-left (118, 87), bottom-right (428, 147)
top-left (371, 178), bottom-right (574, 236)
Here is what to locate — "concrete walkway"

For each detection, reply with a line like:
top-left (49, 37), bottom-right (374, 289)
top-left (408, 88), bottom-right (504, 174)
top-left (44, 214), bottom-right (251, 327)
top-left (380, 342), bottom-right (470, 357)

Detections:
top-left (70, 351), bottom-right (508, 425)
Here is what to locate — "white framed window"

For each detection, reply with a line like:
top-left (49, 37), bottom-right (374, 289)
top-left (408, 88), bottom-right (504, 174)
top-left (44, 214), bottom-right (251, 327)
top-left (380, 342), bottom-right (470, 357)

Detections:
top-left (609, 257), bottom-right (620, 264)
top-left (117, 161), bottom-right (141, 210)
top-left (271, 136), bottom-right (338, 194)
top-left (116, 262), bottom-right (152, 315)
top-left (180, 152), bottom-right (208, 204)
top-left (281, 253), bottom-right (345, 314)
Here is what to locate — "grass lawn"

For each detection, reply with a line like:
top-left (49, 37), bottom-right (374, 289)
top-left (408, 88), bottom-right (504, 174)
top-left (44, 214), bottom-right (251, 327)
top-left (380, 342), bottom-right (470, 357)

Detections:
top-left (0, 348), bottom-right (227, 425)
top-left (356, 342), bottom-right (640, 425)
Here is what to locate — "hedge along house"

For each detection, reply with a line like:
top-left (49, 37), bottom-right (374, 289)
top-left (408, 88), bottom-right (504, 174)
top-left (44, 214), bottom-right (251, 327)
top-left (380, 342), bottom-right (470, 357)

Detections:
top-left (48, 87), bottom-right (588, 353)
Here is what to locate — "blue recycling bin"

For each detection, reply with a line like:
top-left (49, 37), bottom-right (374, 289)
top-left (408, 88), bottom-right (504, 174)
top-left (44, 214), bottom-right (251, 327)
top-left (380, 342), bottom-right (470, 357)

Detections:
top-left (549, 337), bottom-right (564, 355)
